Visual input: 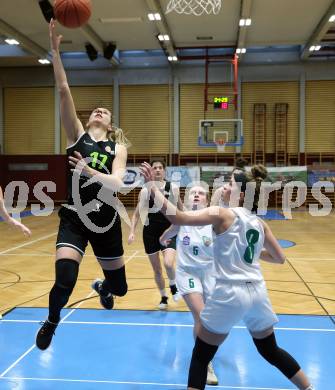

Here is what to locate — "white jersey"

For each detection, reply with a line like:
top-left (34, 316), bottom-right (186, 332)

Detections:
top-left (213, 207), bottom-right (264, 282)
top-left (177, 225), bottom-right (214, 272)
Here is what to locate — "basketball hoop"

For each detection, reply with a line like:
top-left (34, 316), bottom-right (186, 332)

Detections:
top-left (166, 0), bottom-right (222, 15)
top-left (215, 139), bottom-right (226, 153)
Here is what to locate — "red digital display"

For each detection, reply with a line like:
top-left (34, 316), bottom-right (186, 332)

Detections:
top-left (213, 97), bottom-right (229, 110)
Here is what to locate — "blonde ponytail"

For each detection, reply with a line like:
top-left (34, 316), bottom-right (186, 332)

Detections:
top-left (108, 126), bottom-right (131, 148)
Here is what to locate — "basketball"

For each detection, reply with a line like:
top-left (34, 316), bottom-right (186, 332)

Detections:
top-left (54, 0), bottom-right (92, 28)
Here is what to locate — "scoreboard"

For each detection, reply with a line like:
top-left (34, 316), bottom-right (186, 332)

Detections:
top-left (213, 96), bottom-right (229, 110)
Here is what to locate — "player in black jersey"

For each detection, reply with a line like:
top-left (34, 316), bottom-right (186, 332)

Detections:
top-left (36, 19), bottom-right (130, 350)
top-left (128, 160), bottom-right (183, 309)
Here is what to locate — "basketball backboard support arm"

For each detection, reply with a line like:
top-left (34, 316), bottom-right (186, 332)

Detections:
top-left (204, 53), bottom-right (238, 112)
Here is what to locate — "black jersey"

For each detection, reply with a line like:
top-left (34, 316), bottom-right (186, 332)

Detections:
top-left (147, 181), bottom-right (177, 224)
top-left (66, 132), bottom-right (117, 214)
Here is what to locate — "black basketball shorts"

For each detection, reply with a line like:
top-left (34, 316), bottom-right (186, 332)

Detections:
top-left (56, 207), bottom-right (124, 260)
top-left (143, 221), bottom-right (176, 255)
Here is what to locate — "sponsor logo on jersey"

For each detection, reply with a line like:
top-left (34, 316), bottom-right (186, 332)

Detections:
top-left (105, 145), bottom-right (114, 155)
top-left (182, 235), bottom-right (190, 245)
top-left (84, 140), bottom-right (93, 146)
top-left (202, 236), bottom-right (212, 246)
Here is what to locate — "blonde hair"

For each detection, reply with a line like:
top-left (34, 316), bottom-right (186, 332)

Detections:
top-left (107, 125), bottom-right (131, 148)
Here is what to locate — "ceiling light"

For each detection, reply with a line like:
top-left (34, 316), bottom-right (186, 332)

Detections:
top-left (148, 13), bottom-right (161, 21)
top-left (158, 34), bottom-right (169, 41)
top-left (38, 59), bottom-right (50, 64)
top-left (309, 46), bottom-right (315, 51)
top-left (314, 45), bottom-right (321, 51)
top-left (168, 56), bottom-right (173, 61)
top-left (239, 18), bottom-right (252, 26)
top-left (236, 48), bottom-right (246, 54)
top-left (5, 39), bottom-right (20, 45)
top-left (172, 56), bottom-right (177, 61)
top-left (329, 15), bottom-right (335, 22)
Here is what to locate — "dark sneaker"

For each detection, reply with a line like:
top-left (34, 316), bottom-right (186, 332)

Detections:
top-left (92, 278), bottom-right (114, 310)
top-left (170, 284), bottom-right (181, 302)
top-left (158, 296), bottom-right (168, 310)
top-left (36, 320), bottom-right (59, 350)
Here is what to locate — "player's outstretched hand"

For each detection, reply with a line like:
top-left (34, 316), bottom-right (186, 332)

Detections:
top-left (69, 151), bottom-right (95, 178)
top-left (49, 18), bottom-right (62, 53)
top-left (7, 217), bottom-right (32, 237)
top-left (159, 235), bottom-right (171, 247)
top-left (140, 162), bottom-right (155, 183)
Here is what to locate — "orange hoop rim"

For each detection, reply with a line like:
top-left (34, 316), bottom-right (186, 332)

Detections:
top-left (215, 139), bottom-right (226, 146)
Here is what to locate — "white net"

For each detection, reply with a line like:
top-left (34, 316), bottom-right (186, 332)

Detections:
top-left (166, 0), bottom-right (222, 16)
top-left (215, 140), bottom-right (226, 153)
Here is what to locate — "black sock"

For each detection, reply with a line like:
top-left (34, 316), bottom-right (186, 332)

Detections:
top-left (188, 337), bottom-right (219, 389)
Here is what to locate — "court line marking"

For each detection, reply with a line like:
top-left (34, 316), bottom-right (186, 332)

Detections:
top-left (3, 254), bottom-right (335, 261)
top-left (124, 250), bottom-right (139, 264)
top-left (0, 376), bottom-right (294, 389)
top-left (2, 319), bottom-right (335, 332)
top-left (4, 253), bottom-right (335, 261)
top-left (0, 252), bottom-right (145, 257)
top-left (289, 258), bottom-right (335, 261)
top-left (0, 232), bottom-right (57, 256)
top-left (0, 290), bottom-right (94, 378)
top-left (0, 250), bottom-right (139, 377)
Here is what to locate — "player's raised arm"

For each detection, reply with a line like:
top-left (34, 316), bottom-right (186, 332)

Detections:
top-left (69, 143), bottom-right (128, 193)
top-left (159, 224), bottom-right (180, 246)
top-left (49, 19), bottom-right (84, 145)
top-left (140, 162), bottom-right (222, 227)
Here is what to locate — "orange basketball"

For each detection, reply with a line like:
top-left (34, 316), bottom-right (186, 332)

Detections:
top-left (54, 0), bottom-right (91, 28)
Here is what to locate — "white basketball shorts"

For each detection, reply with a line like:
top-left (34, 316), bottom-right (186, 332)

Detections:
top-left (201, 280), bottom-right (278, 334)
top-left (176, 266), bottom-right (216, 302)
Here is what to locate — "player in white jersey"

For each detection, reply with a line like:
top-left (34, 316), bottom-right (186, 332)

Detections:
top-left (140, 162), bottom-right (314, 390)
top-left (160, 185), bottom-right (218, 385)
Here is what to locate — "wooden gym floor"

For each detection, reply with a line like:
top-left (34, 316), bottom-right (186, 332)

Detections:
top-left (1, 209), bottom-right (335, 317)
